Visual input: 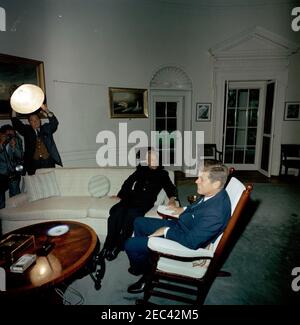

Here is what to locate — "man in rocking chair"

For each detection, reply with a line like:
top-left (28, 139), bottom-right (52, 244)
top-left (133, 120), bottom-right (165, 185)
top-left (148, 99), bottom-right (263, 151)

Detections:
top-left (124, 160), bottom-right (231, 293)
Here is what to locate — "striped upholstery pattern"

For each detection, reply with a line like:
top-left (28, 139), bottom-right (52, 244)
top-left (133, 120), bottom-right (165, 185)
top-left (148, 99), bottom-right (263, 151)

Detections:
top-left (88, 175), bottom-right (110, 198)
top-left (24, 171), bottom-right (61, 202)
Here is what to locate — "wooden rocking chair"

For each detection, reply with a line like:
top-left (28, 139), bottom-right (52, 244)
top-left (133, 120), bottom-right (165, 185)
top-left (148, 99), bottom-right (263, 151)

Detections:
top-left (139, 177), bottom-right (253, 305)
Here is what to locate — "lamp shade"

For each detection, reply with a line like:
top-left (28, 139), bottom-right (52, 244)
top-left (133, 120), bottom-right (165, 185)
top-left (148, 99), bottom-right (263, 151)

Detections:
top-left (10, 84), bottom-right (45, 114)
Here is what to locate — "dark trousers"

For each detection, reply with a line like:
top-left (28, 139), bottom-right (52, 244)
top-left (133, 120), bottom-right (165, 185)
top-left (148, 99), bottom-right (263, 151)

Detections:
top-left (28, 157), bottom-right (55, 175)
top-left (8, 176), bottom-right (21, 197)
top-left (124, 217), bottom-right (176, 275)
top-left (0, 176), bottom-right (21, 209)
top-left (103, 201), bottom-right (148, 251)
top-left (0, 191), bottom-right (5, 209)
top-left (0, 174), bottom-right (8, 209)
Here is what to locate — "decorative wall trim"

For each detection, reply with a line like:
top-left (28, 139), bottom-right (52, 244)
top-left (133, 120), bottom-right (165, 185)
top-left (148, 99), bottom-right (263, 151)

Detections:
top-left (150, 66), bottom-right (192, 90)
top-left (61, 145), bottom-right (140, 168)
top-left (210, 26), bottom-right (299, 60)
top-left (210, 26), bottom-right (299, 176)
top-left (61, 150), bottom-right (98, 167)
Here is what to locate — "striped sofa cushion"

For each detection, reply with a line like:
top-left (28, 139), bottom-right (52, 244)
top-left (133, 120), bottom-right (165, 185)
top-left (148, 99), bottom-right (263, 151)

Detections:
top-left (24, 171), bottom-right (61, 202)
top-left (88, 175), bottom-right (110, 198)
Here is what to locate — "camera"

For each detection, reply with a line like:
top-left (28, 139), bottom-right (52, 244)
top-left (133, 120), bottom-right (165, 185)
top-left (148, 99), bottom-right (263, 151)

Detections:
top-left (4, 134), bottom-right (15, 144)
top-left (8, 164), bottom-right (24, 180)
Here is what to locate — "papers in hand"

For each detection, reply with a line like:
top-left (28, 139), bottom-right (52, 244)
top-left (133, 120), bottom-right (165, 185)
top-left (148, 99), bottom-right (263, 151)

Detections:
top-left (157, 205), bottom-right (179, 218)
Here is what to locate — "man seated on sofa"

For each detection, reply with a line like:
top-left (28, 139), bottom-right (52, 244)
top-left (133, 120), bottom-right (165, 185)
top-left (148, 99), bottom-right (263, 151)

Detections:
top-left (124, 159), bottom-right (231, 293)
top-left (101, 148), bottom-right (178, 261)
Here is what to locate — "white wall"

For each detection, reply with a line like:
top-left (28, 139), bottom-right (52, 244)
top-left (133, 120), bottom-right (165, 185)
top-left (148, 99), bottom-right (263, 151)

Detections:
top-left (0, 0), bottom-right (299, 169)
top-left (282, 51), bottom-right (300, 144)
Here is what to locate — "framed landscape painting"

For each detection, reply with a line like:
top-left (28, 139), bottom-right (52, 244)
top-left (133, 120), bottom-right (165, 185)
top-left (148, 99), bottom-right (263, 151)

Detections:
top-left (109, 87), bottom-right (148, 118)
top-left (0, 53), bottom-right (46, 119)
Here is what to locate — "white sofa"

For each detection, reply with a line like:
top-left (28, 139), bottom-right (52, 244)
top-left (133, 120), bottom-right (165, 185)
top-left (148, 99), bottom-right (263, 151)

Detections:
top-left (0, 167), bottom-right (174, 243)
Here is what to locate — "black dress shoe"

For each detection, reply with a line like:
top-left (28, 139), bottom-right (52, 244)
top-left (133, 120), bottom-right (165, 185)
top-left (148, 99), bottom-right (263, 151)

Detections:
top-left (128, 266), bottom-right (143, 276)
top-left (99, 248), bottom-right (109, 259)
top-left (105, 247), bottom-right (120, 261)
top-left (127, 276), bottom-right (146, 294)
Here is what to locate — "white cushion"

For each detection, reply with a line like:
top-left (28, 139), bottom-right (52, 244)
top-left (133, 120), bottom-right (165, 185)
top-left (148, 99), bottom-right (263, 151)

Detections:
top-left (24, 171), bottom-right (61, 202)
top-left (225, 177), bottom-right (245, 214)
top-left (157, 257), bottom-right (209, 279)
top-left (0, 196), bottom-right (91, 221)
top-left (88, 196), bottom-right (120, 219)
top-left (88, 175), bottom-right (110, 198)
top-left (148, 237), bottom-right (214, 258)
top-left (35, 168), bottom-right (174, 202)
top-left (148, 237), bottom-right (214, 279)
top-left (5, 193), bottom-right (29, 208)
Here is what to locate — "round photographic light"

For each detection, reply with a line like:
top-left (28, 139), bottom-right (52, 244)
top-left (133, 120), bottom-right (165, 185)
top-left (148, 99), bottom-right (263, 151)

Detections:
top-left (10, 84), bottom-right (45, 114)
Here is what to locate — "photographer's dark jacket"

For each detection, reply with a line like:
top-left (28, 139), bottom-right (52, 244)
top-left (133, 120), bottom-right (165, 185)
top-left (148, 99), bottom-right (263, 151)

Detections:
top-left (117, 165), bottom-right (177, 211)
top-left (0, 142), bottom-right (22, 176)
top-left (6, 135), bottom-right (23, 168)
top-left (11, 114), bottom-right (62, 173)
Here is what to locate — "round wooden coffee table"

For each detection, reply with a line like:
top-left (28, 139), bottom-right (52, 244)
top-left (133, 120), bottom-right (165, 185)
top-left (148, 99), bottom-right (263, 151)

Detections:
top-left (0, 220), bottom-right (98, 300)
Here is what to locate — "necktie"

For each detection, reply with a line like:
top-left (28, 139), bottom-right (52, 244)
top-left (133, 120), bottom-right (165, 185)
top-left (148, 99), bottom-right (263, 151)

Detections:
top-left (195, 197), bottom-right (204, 205)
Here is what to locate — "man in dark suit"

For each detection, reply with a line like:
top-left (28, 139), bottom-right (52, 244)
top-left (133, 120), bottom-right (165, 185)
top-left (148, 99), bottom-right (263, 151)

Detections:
top-left (124, 160), bottom-right (231, 293)
top-left (11, 104), bottom-right (62, 175)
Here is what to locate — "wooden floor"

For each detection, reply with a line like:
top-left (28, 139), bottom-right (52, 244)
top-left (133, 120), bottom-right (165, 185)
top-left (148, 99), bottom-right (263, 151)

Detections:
top-left (175, 170), bottom-right (299, 185)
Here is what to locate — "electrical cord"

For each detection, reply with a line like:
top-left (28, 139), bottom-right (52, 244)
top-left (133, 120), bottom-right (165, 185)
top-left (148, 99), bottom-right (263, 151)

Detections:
top-left (55, 283), bottom-right (85, 305)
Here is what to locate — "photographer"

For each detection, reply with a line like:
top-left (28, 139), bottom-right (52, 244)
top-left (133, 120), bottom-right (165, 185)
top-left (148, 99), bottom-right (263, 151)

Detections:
top-left (0, 125), bottom-right (23, 209)
top-left (11, 103), bottom-right (62, 175)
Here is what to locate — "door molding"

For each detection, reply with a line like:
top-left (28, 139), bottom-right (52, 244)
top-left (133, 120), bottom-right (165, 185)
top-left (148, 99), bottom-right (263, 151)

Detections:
top-left (210, 26), bottom-right (299, 175)
top-left (150, 90), bottom-right (192, 171)
top-left (150, 66), bottom-right (192, 171)
top-left (150, 66), bottom-right (192, 90)
top-left (223, 81), bottom-right (266, 171)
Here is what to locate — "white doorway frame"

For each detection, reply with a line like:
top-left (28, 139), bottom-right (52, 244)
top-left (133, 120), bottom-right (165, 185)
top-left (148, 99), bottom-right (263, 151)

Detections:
top-left (223, 81), bottom-right (267, 171)
top-left (210, 27), bottom-right (299, 176)
top-left (214, 67), bottom-right (287, 176)
top-left (150, 89), bottom-right (192, 171)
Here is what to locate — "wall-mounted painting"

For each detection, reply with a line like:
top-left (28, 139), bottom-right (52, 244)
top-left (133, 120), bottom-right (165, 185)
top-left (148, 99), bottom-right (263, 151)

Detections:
top-left (196, 103), bottom-right (211, 121)
top-left (284, 102), bottom-right (300, 121)
top-left (109, 87), bottom-right (148, 118)
top-left (0, 53), bottom-right (46, 119)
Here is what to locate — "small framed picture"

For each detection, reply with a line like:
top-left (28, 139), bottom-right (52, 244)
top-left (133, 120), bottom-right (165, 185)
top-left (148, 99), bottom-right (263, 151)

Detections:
top-left (196, 103), bottom-right (211, 121)
top-left (284, 102), bottom-right (300, 121)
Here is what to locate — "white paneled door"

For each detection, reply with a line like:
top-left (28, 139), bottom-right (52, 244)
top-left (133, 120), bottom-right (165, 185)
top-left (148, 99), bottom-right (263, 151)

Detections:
top-left (152, 95), bottom-right (184, 169)
top-left (223, 81), bottom-right (267, 170)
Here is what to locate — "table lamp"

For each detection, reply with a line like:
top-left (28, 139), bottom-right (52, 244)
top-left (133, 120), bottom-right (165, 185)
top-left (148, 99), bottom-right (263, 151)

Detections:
top-left (10, 84), bottom-right (45, 114)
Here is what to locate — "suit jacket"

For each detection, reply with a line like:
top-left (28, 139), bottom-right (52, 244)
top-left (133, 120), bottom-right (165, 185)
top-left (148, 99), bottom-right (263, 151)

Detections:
top-left (6, 135), bottom-right (23, 167)
top-left (11, 115), bottom-right (62, 173)
top-left (0, 144), bottom-right (11, 176)
top-left (166, 189), bottom-right (231, 250)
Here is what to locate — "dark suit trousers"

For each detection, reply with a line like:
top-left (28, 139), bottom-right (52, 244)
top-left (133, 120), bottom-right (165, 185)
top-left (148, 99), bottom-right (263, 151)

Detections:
top-left (103, 202), bottom-right (148, 251)
top-left (28, 157), bottom-right (55, 175)
top-left (124, 217), bottom-right (176, 275)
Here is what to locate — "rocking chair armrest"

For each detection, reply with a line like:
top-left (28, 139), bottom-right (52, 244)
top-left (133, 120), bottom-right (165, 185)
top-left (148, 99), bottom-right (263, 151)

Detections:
top-left (148, 237), bottom-right (214, 259)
